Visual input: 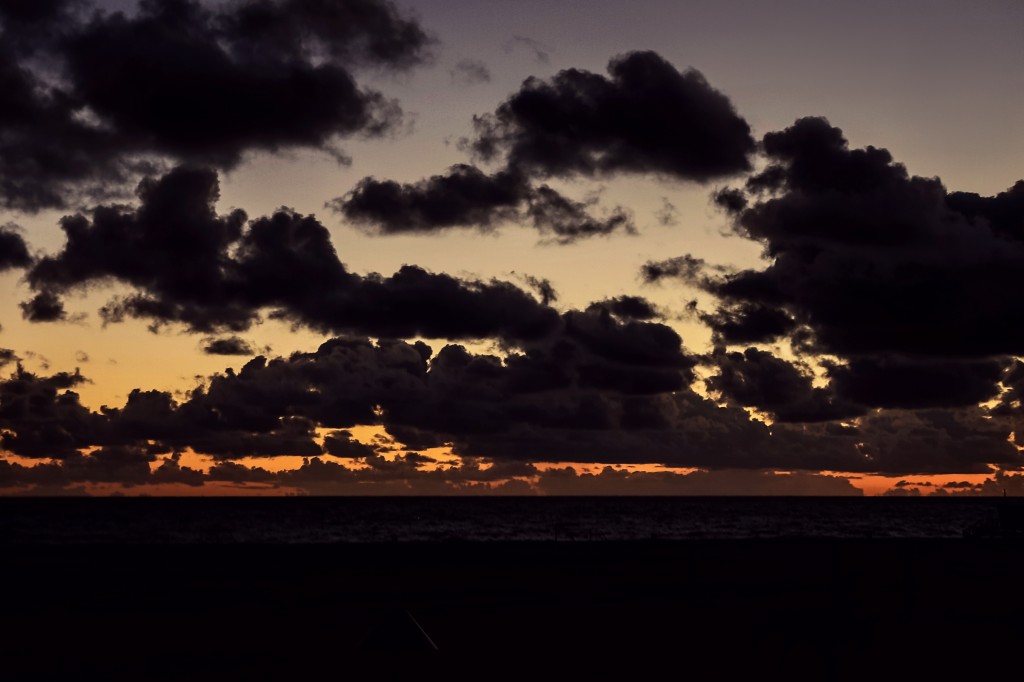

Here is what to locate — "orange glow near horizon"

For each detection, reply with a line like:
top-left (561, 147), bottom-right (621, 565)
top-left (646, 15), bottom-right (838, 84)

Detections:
top-left (4, 445), bottom-right (1012, 496)
top-left (845, 473), bottom-right (994, 496)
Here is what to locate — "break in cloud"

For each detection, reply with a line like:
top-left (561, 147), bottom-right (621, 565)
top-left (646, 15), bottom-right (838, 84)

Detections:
top-left (335, 51), bottom-right (753, 242)
top-left (0, 0), bottom-right (431, 211)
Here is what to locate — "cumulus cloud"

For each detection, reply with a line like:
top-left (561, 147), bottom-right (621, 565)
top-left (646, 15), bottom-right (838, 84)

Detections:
top-left (826, 356), bottom-right (1005, 409)
top-left (0, 366), bottom-right (97, 459)
top-left (0, 224), bottom-right (31, 271)
top-left (586, 296), bottom-right (662, 322)
top-left (336, 165), bottom-right (635, 243)
top-left (469, 51), bottom-right (754, 181)
top-left (650, 116), bottom-right (1024, 414)
top-left (0, 315), bottom-right (1022, 496)
top-left (332, 50), bottom-right (753, 240)
top-left (526, 186), bottom-right (635, 244)
top-left (0, 0), bottom-right (432, 210)
top-left (336, 165), bottom-right (527, 234)
top-left (706, 347), bottom-right (863, 423)
top-left (2, 26), bottom-right (1022, 493)
top-left (19, 291), bottom-right (67, 322)
top-left (693, 117), bottom-right (1024, 359)
top-left (201, 336), bottom-right (256, 356)
top-left (26, 166), bottom-right (560, 342)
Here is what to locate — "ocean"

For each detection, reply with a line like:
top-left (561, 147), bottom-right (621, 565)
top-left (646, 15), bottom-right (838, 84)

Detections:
top-left (5, 496), bottom-right (1024, 677)
top-left (0, 496), bottom-right (1007, 543)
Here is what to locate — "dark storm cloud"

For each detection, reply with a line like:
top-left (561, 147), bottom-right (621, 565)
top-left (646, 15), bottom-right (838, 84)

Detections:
top-left (470, 50), bottom-right (754, 182)
top-left (642, 256), bottom-right (797, 344)
top-left (2, 331), bottom-right (1022, 479)
top-left (335, 165), bottom-right (634, 243)
top-left (641, 254), bottom-right (726, 284)
top-left (0, 0), bottom-right (431, 210)
top-left (526, 186), bottom-right (635, 244)
top-left (27, 166), bottom-right (560, 342)
top-left (201, 336), bottom-right (256, 356)
top-left (334, 50), bottom-right (751, 239)
top-left (690, 117), bottom-right (1024, 359)
top-left (700, 303), bottom-right (798, 346)
top-left (643, 117), bottom-right (1024, 417)
top-left (707, 347), bottom-right (863, 423)
top-left (206, 460), bottom-right (277, 484)
top-left (827, 356), bottom-right (1006, 409)
top-left (850, 407), bottom-right (1020, 475)
top-left (91, 338), bottom-right (432, 459)
top-left (0, 447), bottom-right (205, 489)
top-left (62, 0), bottom-right (415, 164)
top-left (159, 332), bottom-right (958, 473)
top-left (947, 181), bottom-right (1024, 241)
top-left (323, 430), bottom-right (378, 458)
top-left (0, 0), bottom-right (86, 27)
top-left (0, 224), bottom-right (31, 270)
top-left (102, 379), bottom-right (326, 461)
top-left (19, 291), bottom-right (68, 322)
top-left (0, 366), bottom-right (100, 459)
top-left (586, 296), bottom-right (661, 321)
top-left (711, 187), bottom-right (747, 213)
top-left (336, 165), bottom-right (527, 234)
top-left (216, 0), bottom-right (432, 70)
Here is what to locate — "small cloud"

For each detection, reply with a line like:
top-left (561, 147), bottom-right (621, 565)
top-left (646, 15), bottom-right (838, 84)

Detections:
top-left (20, 291), bottom-right (67, 322)
top-left (450, 59), bottom-right (491, 85)
top-left (656, 198), bottom-right (679, 226)
top-left (503, 35), bottom-right (552, 64)
top-left (201, 336), bottom-right (255, 356)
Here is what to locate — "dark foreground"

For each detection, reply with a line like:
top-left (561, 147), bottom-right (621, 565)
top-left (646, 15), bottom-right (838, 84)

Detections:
top-left (3, 540), bottom-right (1023, 679)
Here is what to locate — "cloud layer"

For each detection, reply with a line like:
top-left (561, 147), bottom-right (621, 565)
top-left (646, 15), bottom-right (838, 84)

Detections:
top-left (26, 166), bottom-right (560, 340)
top-left (1, 15), bottom-right (1022, 495)
top-left (648, 117), bottom-right (1024, 420)
top-left (335, 51), bottom-right (753, 241)
top-left (0, 0), bottom-right (431, 210)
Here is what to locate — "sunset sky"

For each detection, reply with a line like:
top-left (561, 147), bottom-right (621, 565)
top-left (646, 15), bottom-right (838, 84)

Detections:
top-left (1, 0), bottom-right (1022, 495)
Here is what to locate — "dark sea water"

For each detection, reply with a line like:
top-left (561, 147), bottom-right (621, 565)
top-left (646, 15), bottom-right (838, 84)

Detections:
top-left (0, 496), bottom-right (1010, 543)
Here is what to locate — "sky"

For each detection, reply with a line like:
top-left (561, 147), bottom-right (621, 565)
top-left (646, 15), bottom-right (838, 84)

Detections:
top-left (0, 0), bottom-right (1022, 496)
